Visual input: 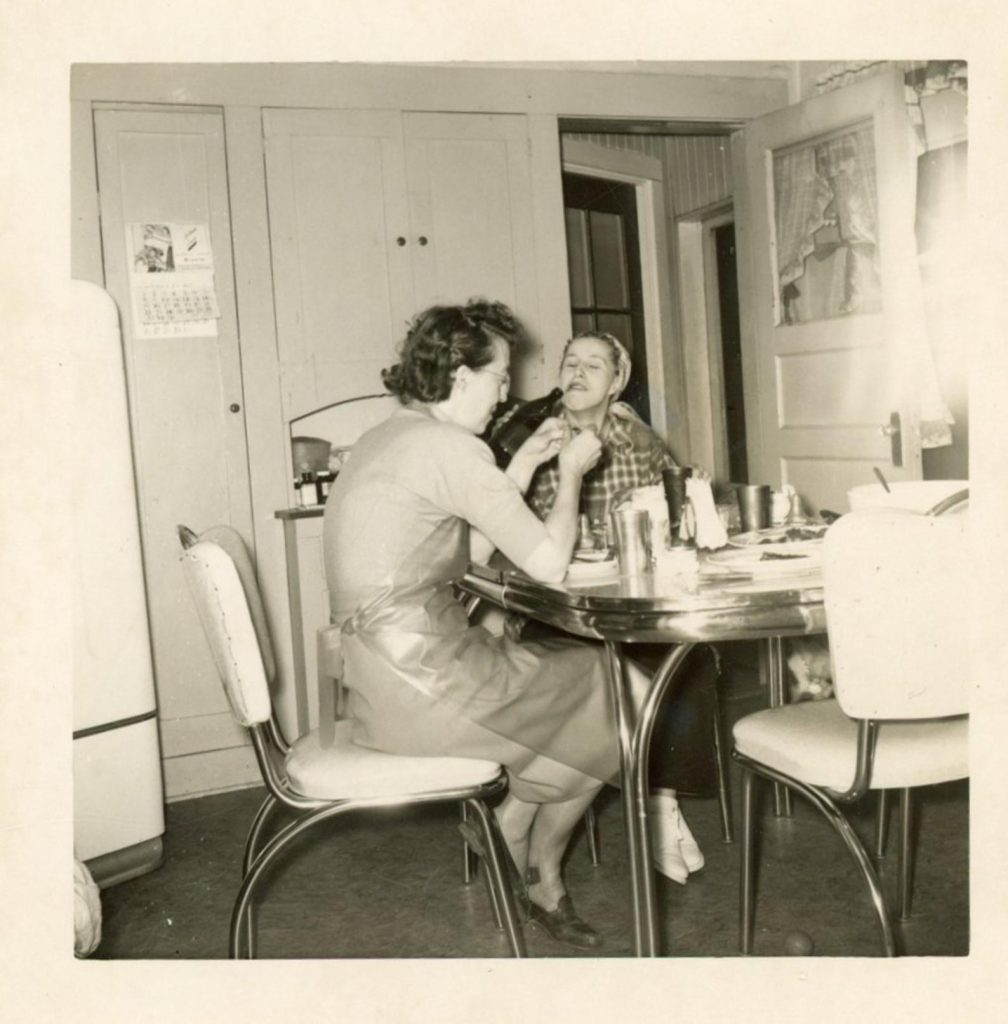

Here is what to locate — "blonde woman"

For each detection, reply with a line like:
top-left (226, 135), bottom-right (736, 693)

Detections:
top-left (523, 332), bottom-right (680, 532)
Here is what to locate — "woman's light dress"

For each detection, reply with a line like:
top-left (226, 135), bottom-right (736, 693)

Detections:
top-left (324, 407), bottom-right (617, 802)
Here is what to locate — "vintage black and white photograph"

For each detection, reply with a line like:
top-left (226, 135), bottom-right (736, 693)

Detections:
top-left (4, 2), bottom-right (1006, 1022)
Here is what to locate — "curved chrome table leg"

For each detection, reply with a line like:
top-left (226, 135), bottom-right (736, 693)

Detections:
top-left (604, 643), bottom-right (646, 954)
top-left (607, 641), bottom-right (697, 957)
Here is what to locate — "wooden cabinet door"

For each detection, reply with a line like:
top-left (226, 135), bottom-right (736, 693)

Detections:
top-left (732, 67), bottom-right (924, 512)
top-left (263, 109), bottom-right (415, 421)
top-left (403, 112), bottom-right (541, 394)
top-left (93, 108), bottom-right (256, 798)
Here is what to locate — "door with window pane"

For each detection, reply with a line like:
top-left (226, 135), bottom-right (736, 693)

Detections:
top-left (732, 67), bottom-right (925, 512)
top-left (562, 173), bottom-right (649, 420)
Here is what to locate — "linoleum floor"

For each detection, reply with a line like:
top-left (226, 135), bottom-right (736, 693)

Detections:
top-left (93, 645), bottom-right (969, 960)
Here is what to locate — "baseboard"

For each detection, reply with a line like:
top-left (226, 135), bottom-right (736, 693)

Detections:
top-left (87, 836), bottom-right (165, 889)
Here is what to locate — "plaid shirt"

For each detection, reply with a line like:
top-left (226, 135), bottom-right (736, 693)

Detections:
top-left (522, 400), bottom-right (677, 527)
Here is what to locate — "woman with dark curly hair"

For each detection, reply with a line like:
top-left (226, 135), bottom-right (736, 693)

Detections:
top-left (323, 299), bottom-right (631, 948)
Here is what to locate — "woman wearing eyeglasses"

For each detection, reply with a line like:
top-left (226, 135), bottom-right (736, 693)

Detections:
top-left (325, 299), bottom-right (640, 949)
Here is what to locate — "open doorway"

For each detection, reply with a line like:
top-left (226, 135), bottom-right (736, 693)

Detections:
top-left (559, 125), bottom-right (743, 475)
top-left (561, 171), bottom-right (650, 420)
top-left (713, 221), bottom-right (747, 483)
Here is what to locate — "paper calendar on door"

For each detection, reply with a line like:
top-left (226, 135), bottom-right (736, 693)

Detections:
top-left (126, 223), bottom-right (221, 339)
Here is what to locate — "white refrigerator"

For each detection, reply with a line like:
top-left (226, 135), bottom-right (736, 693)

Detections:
top-left (72, 280), bottom-right (165, 886)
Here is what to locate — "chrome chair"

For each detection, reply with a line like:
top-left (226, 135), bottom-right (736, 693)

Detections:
top-left (731, 510), bottom-right (969, 956)
top-left (178, 524), bottom-right (525, 958)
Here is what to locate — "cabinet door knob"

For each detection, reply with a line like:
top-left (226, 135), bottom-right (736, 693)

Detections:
top-left (418, 235), bottom-right (428, 246)
top-left (229, 403), bottom-right (241, 413)
top-left (396, 236), bottom-right (406, 246)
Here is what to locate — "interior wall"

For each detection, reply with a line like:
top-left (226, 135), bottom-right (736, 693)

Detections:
top-left (566, 132), bottom-right (733, 219)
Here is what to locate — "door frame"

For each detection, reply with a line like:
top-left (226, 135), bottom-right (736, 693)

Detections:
top-left (561, 139), bottom-right (680, 449)
top-left (677, 200), bottom-right (736, 483)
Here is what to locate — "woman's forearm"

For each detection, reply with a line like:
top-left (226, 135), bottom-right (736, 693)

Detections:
top-left (503, 449), bottom-right (537, 494)
top-left (469, 527), bottom-right (496, 565)
top-left (542, 467), bottom-right (581, 556)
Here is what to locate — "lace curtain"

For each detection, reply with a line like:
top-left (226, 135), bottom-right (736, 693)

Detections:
top-left (774, 123), bottom-right (879, 324)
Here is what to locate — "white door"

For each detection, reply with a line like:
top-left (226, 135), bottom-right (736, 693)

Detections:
top-left (263, 109), bottom-right (415, 422)
top-left (94, 108), bottom-right (256, 798)
top-left (403, 112), bottom-right (541, 395)
top-left (733, 67), bottom-right (924, 513)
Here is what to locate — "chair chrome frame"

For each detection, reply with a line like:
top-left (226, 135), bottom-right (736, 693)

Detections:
top-left (733, 717), bottom-right (905, 958)
top-left (733, 502), bottom-right (969, 957)
top-left (179, 526), bottom-right (525, 959)
top-left (235, 719), bottom-right (524, 958)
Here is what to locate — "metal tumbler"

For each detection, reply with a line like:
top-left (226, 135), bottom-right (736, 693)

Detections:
top-left (735, 483), bottom-right (772, 533)
top-left (611, 508), bottom-right (652, 575)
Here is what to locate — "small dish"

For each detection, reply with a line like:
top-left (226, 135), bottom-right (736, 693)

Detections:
top-left (566, 558), bottom-right (619, 582)
top-left (572, 547), bottom-right (613, 563)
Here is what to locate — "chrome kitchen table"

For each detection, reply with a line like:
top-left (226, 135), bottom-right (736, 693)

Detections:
top-left (459, 559), bottom-right (827, 957)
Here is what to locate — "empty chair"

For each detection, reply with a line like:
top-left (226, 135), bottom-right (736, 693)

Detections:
top-left (177, 524), bottom-right (524, 958)
top-left (731, 510), bottom-right (970, 956)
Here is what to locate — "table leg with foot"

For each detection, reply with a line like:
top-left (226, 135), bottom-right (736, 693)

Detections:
top-left (608, 641), bottom-right (697, 957)
top-left (763, 636), bottom-right (792, 817)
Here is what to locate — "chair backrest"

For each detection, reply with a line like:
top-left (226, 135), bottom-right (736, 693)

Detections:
top-left (822, 509), bottom-right (970, 721)
top-left (178, 524), bottom-right (277, 685)
top-left (180, 537), bottom-right (272, 728)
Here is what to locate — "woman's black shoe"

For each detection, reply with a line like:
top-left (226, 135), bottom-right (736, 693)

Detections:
top-left (527, 895), bottom-right (603, 950)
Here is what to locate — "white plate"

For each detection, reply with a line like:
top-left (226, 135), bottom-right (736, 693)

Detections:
top-left (566, 558), bottom-right (619, 582)
top-left (704, 545), bottom-right (821, 578)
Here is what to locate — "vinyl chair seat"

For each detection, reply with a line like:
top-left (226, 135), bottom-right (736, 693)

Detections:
top-left (286, 720), bottom-right (503, 801)
top-left (733, 699), bottom-right (968, 793)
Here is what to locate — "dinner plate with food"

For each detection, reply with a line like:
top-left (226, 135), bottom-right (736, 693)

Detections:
top-left (726, 523), bottom-right (829, 557)
top-left (703, 543), bottom-right (822, 579)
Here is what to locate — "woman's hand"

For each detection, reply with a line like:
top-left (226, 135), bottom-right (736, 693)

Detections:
top-left (558, 425), bottom-right (603, 478)
top-left (513, 417), bottom-right (566, 469)
top-left (503, 417), bottom-right (566, 493)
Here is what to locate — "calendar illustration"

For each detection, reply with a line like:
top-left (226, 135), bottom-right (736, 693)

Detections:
top-left (126, 223), bottom-right (221, 338)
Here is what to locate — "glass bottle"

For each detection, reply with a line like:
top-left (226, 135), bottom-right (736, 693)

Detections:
top-left (487, 387), bottom-right (564, 468)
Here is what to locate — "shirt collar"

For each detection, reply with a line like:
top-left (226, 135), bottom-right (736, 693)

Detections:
top-left (559, 405), bottom-right (635, 456)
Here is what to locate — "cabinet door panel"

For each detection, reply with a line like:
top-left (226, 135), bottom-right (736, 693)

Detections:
top-left (404, 113), bottom-right (540, 380)
top-left (264, 109), bottom-right (414, 420)
top-left (94, 108), bottom-right (256, 795)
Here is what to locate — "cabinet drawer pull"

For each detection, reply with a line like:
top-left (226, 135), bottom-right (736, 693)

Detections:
top-left (418, 235), bottom-right (428, 246)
